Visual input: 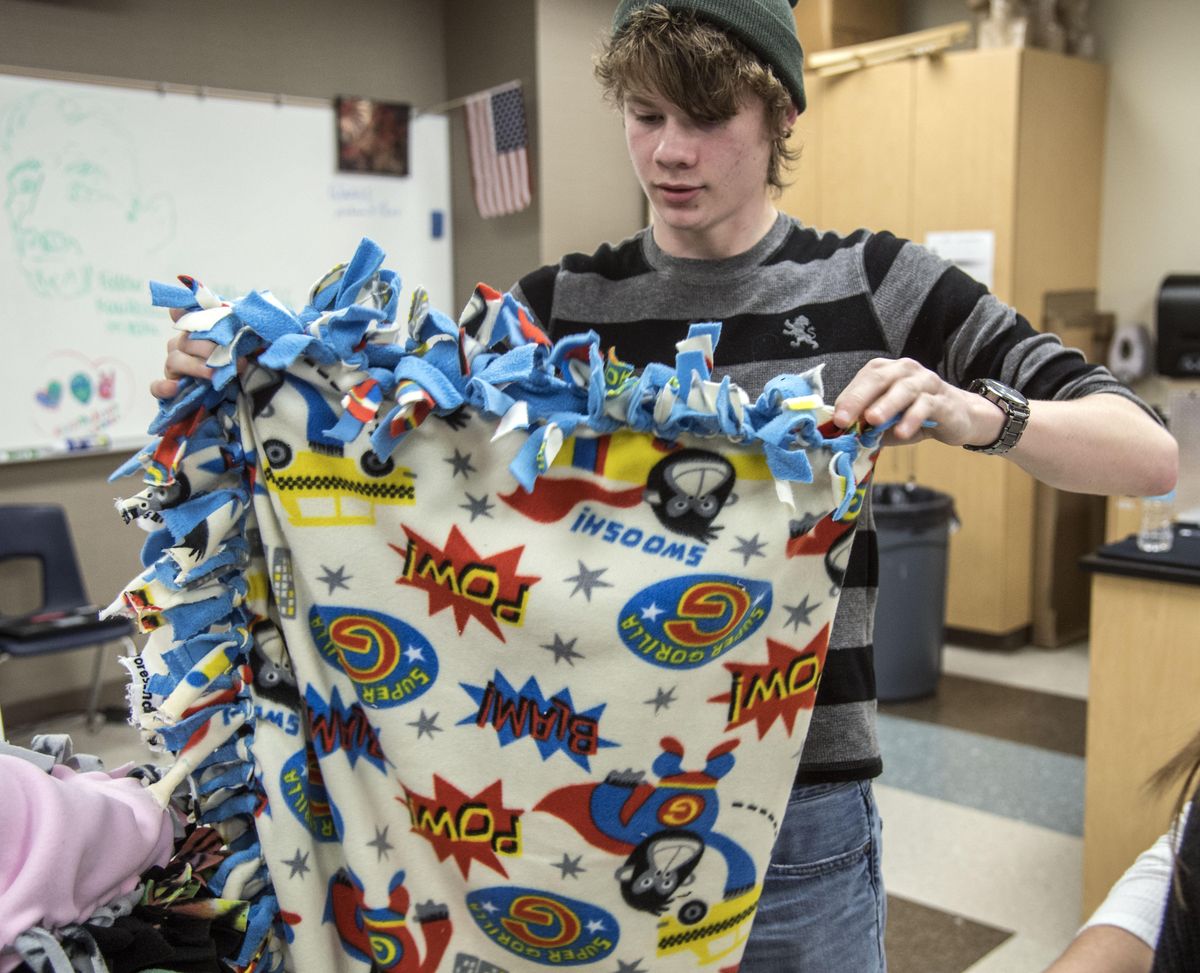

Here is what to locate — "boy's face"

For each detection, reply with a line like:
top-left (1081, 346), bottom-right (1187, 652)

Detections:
top-left (623, 90), bottom-right (774, 258)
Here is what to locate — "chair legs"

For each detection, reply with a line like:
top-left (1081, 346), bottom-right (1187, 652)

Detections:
top-left (85, 642), bottom-right (107, 731)
top-left (84, 635), bottom-right (136, 732)
top-left (0, 636), bottom-right (136, 736)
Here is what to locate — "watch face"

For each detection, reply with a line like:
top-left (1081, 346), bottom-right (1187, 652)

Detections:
top-left (976, 378), bottom-right (1028, 407)
top-left (965, 377), bottom-right (1030, 454)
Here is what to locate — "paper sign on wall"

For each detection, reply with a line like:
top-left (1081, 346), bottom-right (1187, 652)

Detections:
top-left (924, 230), bottom-right (996, 291)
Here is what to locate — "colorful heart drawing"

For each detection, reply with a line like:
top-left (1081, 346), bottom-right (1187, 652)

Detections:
top-left (35, 381), bottom-right (62, 409)
top-left (70, 372), bottom-right (92, 404)
top-left (32, 352), bottom-right (136, 444)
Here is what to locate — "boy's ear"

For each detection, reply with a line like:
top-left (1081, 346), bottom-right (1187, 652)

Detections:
top-left (786, 104), bottom-right (799, 126)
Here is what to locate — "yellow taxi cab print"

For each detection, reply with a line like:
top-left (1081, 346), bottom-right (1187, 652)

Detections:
top-left (655, 883), bottom-right (762, 966)
top-left (261, 439), bottom-right (416, 528)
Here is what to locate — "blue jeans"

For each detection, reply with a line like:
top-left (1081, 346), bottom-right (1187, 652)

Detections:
top-left (740, 780), bottom-right (887, 972)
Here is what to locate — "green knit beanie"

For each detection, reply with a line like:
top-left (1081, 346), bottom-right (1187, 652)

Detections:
top-left (612, 0), bottom-right (806, 114)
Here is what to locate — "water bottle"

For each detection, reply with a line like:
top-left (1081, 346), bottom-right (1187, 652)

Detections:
top-left (1137, 489), bottom-right (1176, 554)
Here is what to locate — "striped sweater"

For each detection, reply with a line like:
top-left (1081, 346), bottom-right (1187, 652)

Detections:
top-left (513, 212), bottom-right (1144, 783)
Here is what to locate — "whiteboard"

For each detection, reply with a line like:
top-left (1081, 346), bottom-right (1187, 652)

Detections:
top-left (0, 72), bottom-right (452, 461)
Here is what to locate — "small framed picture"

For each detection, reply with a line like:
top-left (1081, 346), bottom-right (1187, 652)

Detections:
top-left (335, 96), bottom-right (410, 176)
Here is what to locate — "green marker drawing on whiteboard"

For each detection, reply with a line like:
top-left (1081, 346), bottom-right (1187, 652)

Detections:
top-left (1, 91), bottom-right (175, 299)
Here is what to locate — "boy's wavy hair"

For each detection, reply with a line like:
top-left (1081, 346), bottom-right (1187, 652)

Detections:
top-left (594, 3), bottom-right (800, 193)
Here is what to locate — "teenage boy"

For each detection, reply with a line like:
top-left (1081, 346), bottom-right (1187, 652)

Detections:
top-left (508, 3), bottom-right (1176, 970)
top-left (155, 2), bottom-right (1177, 969)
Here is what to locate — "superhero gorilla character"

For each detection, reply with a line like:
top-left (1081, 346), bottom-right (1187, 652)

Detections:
top-left (644, 450), bottom-right (737, 543)
top-left (536, 737), bottom-right (755, 919)
top-left (615, 829), bottom-right (705, 918)
top-left (247, 618), bottom-right (299, 708)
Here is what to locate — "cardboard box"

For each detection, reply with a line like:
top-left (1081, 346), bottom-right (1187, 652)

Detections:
top-left (793, 0), bottom-right (903, 54)
top-left (1042, 288), bottom-right (1114, 364)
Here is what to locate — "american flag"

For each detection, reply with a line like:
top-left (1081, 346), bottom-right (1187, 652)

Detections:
top-left (465, 83), bottom-right (532, 219)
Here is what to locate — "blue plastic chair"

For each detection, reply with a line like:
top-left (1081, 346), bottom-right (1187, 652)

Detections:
top-left (0, 504), bottom-right (135, 731)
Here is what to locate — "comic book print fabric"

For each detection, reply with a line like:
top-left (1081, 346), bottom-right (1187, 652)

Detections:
top-left (108, 239), bottom-right (882, 972)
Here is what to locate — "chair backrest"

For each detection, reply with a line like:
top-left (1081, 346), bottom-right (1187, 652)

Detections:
top-left (0, 504), bottom-right (90, 613)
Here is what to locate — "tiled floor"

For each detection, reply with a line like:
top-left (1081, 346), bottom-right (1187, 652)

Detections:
top-left (10, 639), bottom-right (1090, 972)
top-left (880, 640), bottom-right (1090, 973)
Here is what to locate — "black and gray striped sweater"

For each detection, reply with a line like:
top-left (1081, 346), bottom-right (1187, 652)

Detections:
top-left (512, 212), bottom-right (1143, 784)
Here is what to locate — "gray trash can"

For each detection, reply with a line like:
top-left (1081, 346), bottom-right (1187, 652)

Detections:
top-left (872, 483), bottom-right (957, 702)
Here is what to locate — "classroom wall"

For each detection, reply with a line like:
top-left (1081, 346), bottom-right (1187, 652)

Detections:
top-left (444, 0), bottom-right (541, 308)
top-left (0, 0), bottom-right (448, 721)
top-left (443, 0), bottom-right (644, 305)
top-left (903, 0), bottom-right (1200, 329)
top-left (535, 0), bottom-right (645, 265)
top-left (1090, 1), bottom-right (1200, 330)
top-left (0, 0), bottom-right (446, 103)
top-left (901, 0), bottom-right (968, 35)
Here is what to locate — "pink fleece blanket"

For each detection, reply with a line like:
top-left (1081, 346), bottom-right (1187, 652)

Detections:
top-left (0, 754), bottom-right (174, 963)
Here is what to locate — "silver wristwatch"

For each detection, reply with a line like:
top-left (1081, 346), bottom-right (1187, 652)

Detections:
top-left (963, 378), bottom-right (1030, 455)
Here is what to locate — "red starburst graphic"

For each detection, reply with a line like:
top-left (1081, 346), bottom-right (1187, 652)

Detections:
top-left (392, 525), bottom-right (539, 641)
top-left (400, 776), bottom-right (523, 878)
top-left (708, 626), bottom-right (830, 738)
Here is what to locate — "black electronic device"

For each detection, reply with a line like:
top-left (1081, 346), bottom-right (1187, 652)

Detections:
top-left (1156, 274), bottom-right (1200, 377)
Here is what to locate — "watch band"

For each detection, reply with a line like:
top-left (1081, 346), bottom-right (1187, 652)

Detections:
top-left (963, 378), bottom-right (1030, 456)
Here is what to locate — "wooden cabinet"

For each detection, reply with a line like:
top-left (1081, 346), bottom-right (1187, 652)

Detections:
top-left (1081, 568), bottom-right (1200, 916)
top-left (779, 47), bottom-right (1108, 639)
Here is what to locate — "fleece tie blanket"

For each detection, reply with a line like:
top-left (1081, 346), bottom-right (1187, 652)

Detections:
top-left (108, 239), bottom-right (882, 973)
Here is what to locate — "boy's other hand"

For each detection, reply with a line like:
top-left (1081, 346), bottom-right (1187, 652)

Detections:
top-left (833, 357), bottom-right (1004, 449)
top-left (150, 307), bottom-right (217, 399)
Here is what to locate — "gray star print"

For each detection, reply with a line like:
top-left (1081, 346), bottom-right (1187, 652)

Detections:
top-left (612, 960), bottom-right (649, 973)
top-left (645, 686), bottom-right (677, 713)
top-left (282, 848), bottom-right (311, 879)
top-left (408, 709), bottom-right (442, 739)
top-left (542, 634), bottom-right (585, 666)
top-left (552, 853), bottom-right (585, 879)
top-left (460, 492), bottom-right (495, 521)
top-left (731, 533), bottom-right (767, 566)
top-left (317, 564), bottom-right (352, 595)
top-left (783, 594), bottom-right (821, 630)
top-left (445, 448), bottom-right (477, 479)
top-left (367, 825), bottom-right (395, 861)
top-left (564, 561), bottom-right (613, 601)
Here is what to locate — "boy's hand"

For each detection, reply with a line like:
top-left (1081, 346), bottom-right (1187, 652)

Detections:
top-left (149, 308), bottom-right (215, 400)
top-left (833, 357), bottom-right (1004, 449)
